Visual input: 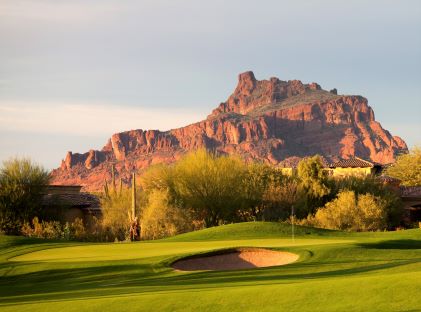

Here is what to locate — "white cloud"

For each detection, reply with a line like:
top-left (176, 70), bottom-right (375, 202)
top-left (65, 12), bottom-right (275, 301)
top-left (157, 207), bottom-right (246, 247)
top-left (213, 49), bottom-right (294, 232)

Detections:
top-left (0, 101), bottom-right (206, 137)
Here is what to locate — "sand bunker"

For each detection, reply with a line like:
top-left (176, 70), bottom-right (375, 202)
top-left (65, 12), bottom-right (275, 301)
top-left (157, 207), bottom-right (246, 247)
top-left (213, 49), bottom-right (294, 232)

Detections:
top-left (171, 248), bottom-right (299, 271)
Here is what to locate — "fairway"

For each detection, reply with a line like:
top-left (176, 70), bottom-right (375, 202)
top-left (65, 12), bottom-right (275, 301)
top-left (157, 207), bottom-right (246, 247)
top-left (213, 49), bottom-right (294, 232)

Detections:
top-left (1, 222), bottom-right (421, 312)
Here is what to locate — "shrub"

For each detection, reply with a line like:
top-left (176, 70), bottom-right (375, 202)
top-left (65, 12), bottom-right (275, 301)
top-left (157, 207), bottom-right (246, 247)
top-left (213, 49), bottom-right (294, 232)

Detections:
top-left (101, 188), bottom-right (132, 241)
top-left (0, 157), bottom-right (50, 234)
top-left (70, 218), bottom-right (86, 240)
top-left (326, 176), bottom-right (403, 228)
top-left (21, 217), bottom-right (88, 240)
top-left (100, 186), bottom-right (143, 241)
top-left (21, 217), bottom-right (63, 239)
top-left (141, 189), bottom-right (196, 240)
top-left (311, 190), bottom-right (387, 231)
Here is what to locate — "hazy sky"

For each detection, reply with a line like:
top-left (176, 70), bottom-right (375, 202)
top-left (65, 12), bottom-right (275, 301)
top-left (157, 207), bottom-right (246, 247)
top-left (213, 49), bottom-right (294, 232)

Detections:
top-left (1, 0), bottom-right (420, 169)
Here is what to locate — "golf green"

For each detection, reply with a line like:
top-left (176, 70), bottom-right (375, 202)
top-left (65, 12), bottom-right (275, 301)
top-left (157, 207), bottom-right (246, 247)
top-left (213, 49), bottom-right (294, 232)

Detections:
top-left (1, 222), bottom-right (420, 311)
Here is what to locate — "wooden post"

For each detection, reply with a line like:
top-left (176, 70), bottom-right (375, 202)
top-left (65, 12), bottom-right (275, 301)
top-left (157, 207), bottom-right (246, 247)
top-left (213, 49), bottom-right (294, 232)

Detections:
top-left (131, 172), bottom-right (136, 220)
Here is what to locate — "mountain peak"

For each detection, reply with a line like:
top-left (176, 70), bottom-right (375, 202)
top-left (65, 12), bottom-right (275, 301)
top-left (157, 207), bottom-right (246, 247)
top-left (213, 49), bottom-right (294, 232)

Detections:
top-left (51, 71), bottom-right (408, 191)
top-left (211, 72), bottom-right (330, 117)
top-left (236, 71), bottom-right (257, 95)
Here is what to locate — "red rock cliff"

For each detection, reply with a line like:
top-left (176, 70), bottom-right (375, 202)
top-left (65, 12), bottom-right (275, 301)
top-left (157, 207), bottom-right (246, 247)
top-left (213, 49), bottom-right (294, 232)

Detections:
top-left (50, 71), bottom-right (407, 190)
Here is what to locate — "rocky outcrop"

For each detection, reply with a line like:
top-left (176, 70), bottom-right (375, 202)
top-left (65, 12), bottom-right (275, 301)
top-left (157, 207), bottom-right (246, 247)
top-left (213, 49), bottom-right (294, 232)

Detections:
top-left (50, 71), bottom-right (407, 190)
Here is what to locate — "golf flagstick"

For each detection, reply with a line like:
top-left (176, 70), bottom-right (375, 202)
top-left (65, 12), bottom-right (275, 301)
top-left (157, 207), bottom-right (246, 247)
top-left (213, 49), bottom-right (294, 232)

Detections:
top-left (291, 205), bottom-right (295, 243)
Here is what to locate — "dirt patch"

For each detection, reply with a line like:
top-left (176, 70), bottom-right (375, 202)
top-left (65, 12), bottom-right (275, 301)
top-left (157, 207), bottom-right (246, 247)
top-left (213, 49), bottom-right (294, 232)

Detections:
top-left (171, 248), bottom-right (299, 271)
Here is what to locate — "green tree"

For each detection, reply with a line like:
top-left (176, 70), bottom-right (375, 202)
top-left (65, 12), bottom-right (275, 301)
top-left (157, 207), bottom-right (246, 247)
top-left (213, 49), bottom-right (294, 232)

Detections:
top-left (296, 155), bottom-right (330, 216)
top-left (240, 162), bottom-right (273, 220)
top-left (0, 157), bottom-right (50, 234)
top-left (262, 174), bottom-right (300, 221)
top-left (385, 147), bottom-right (421, 186)
top-left (174, 149), bottom-right (246, 227)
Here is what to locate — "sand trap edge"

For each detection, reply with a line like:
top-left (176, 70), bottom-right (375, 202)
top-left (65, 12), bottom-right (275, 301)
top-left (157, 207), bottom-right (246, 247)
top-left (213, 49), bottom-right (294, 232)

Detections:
top-left (171, 247), bottom-right (299, 272)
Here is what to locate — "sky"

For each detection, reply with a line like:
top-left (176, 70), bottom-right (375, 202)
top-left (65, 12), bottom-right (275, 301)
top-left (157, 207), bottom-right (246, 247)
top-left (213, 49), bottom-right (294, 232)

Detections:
top-left (0, 0), bottom-right (420, 169)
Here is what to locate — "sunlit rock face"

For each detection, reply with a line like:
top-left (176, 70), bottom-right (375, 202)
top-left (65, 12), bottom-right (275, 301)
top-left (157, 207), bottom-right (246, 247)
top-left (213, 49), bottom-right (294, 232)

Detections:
top-left (51, 71), bottom-right (407, 191)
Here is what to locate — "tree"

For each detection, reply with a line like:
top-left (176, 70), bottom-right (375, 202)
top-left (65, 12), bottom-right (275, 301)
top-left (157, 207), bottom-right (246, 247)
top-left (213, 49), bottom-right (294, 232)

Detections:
top-left (0, 157), bottom-right (50, 234)
top-left (240, 162), bottom-right (273, 220)
top-left (296, 155), bottom-right (330, 216)
top-left (262, 175), bottom-right (300, 221)
top-left (174, 149), bottom-right (246, 227)
top-left (385, 147), bottom-right (421, 186)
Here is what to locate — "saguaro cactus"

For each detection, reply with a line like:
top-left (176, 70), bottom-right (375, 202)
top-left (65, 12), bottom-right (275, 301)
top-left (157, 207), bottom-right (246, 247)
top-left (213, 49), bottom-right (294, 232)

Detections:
top-left (131, 172), bottom-right (136, 220)
top-left (103, 179), bottom-right (110, 199)
top-left (111, 164), bottom-right (116, 192)
top-left (119, 178), bottom-right (123, 195)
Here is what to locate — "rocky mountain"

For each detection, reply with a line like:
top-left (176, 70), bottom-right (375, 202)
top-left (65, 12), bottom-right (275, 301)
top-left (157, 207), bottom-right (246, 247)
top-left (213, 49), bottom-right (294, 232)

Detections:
top-left (50, 71), bottom-right (407, 190)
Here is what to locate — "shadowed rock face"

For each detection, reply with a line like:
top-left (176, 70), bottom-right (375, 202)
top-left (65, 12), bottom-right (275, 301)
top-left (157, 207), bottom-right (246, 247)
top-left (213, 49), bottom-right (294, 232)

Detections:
top-left (51, 71), bottom-right (407, 190)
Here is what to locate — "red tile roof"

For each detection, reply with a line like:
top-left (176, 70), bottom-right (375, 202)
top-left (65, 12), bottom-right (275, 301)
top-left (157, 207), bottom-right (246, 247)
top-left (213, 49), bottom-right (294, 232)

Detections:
top-left (329, 157), bottom-right (375, 168)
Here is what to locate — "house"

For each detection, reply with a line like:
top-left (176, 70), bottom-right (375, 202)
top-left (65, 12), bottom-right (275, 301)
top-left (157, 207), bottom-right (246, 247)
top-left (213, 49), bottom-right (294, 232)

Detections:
top-left (400, 186), bottom-right (421, 223)
top-left (41, 185), bottom-right (101, 225)
top-left (278, 156), bottom-right (381, 178)
top-left (326, 157), bottom-right (382, 177)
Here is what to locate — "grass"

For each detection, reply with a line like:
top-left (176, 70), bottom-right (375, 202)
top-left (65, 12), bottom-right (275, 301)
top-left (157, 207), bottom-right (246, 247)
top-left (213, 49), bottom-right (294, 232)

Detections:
top-left (0, 222), bottom-right (420, 311)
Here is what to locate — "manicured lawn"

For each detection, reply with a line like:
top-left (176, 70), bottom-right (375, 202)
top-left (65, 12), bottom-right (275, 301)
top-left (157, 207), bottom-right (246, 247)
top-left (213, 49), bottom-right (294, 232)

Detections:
top-left (1, 222), bottom-right (420, 311)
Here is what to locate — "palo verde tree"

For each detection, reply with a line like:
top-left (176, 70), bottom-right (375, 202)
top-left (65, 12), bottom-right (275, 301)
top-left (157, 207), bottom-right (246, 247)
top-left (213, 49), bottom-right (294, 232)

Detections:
top-left (385, 147), bottom-right (421, 186)
top-left (0, 157), bottom-right (50, 234)
top-left (174, 149), bottom-right (246, 227)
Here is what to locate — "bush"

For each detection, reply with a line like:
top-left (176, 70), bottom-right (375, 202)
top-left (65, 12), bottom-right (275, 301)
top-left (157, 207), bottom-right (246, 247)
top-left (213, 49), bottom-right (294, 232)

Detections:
top-left (0, 158), bottom-right (50, 234)
top-left (310, 190), bottom-right (387, 231)
top-left (100, 187), bottom-right (135, 241)
top-left (21, 217), bottom-right (87, 240)
top-left (70, 218), bottom-right (86, 240)
top-left (141, 189), bottom-right (196, 240)
top-left (21, 217), bottom-right (63, 239)
top-left (326, 176), bottom-right (403, 228)
top-left (385, 147), bottom-right (421, 186)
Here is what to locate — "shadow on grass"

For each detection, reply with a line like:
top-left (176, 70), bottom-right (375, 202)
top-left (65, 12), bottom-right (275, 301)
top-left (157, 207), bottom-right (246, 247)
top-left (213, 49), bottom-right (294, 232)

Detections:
top-left (1, 255), bottom-right (421, 307)
top-left (358, 239), bottom-right (421, 250)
